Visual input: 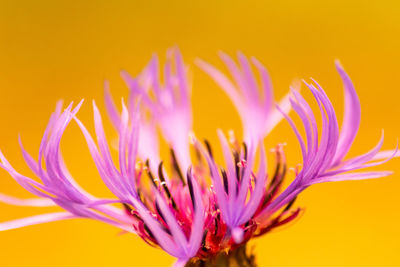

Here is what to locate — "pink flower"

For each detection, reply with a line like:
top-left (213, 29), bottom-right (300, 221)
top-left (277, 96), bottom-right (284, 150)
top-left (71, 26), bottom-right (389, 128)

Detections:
top-left (0, 49), bottom-right (396, 266)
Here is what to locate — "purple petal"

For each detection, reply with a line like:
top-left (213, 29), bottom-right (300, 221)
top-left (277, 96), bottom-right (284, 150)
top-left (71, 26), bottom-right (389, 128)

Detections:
top-left (264, 91), bottom-right (292, 136)
top-left (237, 52), bottom-right (259, 103)
top-left (187, 169), bottom-right (205, 256)
top-left (309, 171), bottom-right (393, 185)
top-left (131, 197), bottom-right (181, 257)
top-left (340, 131), bottom-right (384, 169)
top-left (217, 130), bottom-right (238, 201)
top-left (276, 104), bottom-right (307, 163)
top-left (0, 193), bottom-right (55, 207)
top-left (332, 61), bottom-right (361, 164)
top-left (0, 212), bottom-right (77, 231)
top-left (193, 138), bottom-right (229, 223)
top-left (250, 57), bottom-right (274, 112)
top-left (195, 58), bottom-right (242, 112)
top-left (237, 144), bottom-right (267, 225)
top-left (155, 194), bottom-right (189, 253)
top-left (371, 149), bottom-right (400, 161)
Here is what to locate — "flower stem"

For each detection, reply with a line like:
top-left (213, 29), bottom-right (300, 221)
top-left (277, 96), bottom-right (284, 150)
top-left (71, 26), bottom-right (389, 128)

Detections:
top-left (185, 245), bottom-right (257, 267)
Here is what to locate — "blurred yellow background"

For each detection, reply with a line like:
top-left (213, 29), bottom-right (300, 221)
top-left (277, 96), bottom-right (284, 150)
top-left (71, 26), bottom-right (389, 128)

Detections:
top-left (0, 0), bottom-right (399, 266)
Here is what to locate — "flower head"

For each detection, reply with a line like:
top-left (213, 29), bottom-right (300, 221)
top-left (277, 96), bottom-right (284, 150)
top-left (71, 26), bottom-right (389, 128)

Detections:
top-left (0, 49), bottom-right (396, 266)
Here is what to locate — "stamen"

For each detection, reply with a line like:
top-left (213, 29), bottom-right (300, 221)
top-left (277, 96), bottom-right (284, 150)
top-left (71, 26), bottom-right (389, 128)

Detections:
top-left (158, 162), bottom-right (178, 210)
top-left (203, 139), bottom-right (214, 159)
top-left (214, 214), bottom-right (219, 235)
top-left (283, 197), bottom-right (297, 212)
top-left (170, 148), bottom-right (186, 185)
top-left (186, 167), bottom-right (196, 210)
top-left (155, 201), bottom-right (167, 223)
top-left (193, 143), bottom-right (204, 164)
top-left (220, 168), bottom-right (229, 194)
top-left (123, 203), bottom-right (134, 214)
top-left (262, 146), bottom-right (288, 206)
top-left (145, 159), bottom-right (158, 188)
top-left (242, 142), bottom-right (248, 161)
top-left (201, 229), bottom-right (209, 247)
top-left (143, 224), bottom-right (155, 239)
top-left (238, 159), bottom-right (247, 168)
top-left (269, 146), bottom-right (287, 187)
top-left (233, 151), bottom-right (241, 182)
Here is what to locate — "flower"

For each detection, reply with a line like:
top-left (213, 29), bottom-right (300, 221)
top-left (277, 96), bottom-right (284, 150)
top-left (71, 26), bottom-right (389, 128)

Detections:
top-left (0, 49), bottom-right (396, 266)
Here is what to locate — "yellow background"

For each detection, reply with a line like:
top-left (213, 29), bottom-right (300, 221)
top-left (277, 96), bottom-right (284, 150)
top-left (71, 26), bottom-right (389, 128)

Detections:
top-left (0, 0), bottom-right (399, 266)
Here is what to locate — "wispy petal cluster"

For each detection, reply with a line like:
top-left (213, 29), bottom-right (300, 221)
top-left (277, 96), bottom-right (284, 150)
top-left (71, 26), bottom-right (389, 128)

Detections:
top-left (196, 52), bottom-right (291, 143)
top-left (256, 62), bottom-right (397, 220)
top-left (113, 48), bottom-right (192, 172)
top-left (0, 101), bottom-right (135, 232)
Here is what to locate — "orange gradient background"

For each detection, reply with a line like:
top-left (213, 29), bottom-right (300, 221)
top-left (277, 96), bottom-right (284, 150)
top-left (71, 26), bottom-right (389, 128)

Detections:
top-left (0, 1), bottom-right (399, 266)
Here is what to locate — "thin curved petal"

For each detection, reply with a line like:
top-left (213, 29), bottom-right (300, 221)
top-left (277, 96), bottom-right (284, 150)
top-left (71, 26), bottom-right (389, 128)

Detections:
top-left (0, 212), bottom-right (77, 231)
top-left (333, 61), bottom-right (361, 164)
top-left (0, 193), bottom-right (56, 207)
